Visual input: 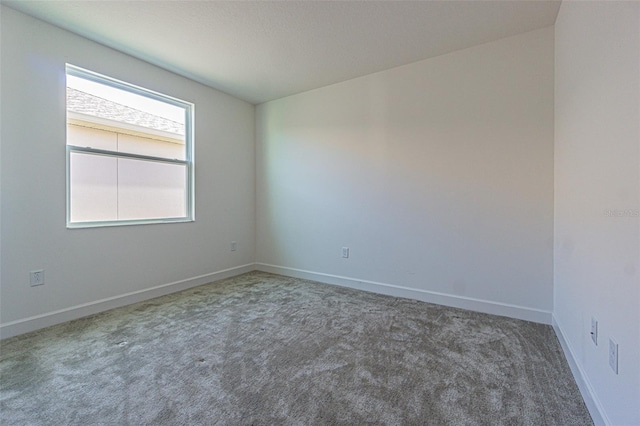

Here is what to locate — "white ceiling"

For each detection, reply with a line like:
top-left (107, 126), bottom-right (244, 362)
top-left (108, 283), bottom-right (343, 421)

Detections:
top-left (3, 1), bottom-right (560, 105)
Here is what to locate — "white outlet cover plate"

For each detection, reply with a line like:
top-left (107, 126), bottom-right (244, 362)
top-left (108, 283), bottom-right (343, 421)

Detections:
top-left (609, 338), bottom-right (618, 374)
top-left (30, 269), bottom-right (45, 286)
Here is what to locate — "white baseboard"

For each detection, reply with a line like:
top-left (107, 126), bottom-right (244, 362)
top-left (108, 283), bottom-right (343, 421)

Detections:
top-left (255, 263), bottom-right (552, 324)
top-left (1, 262), bottom-right (553, 339)
top-left (0, 263), bottom-right (255, 340)
top-left (552, 316), bottom-right (607, 426)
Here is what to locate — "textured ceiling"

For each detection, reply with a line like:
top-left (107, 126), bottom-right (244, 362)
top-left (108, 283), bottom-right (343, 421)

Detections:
top-left (3, 1), bottom-right (560, 105)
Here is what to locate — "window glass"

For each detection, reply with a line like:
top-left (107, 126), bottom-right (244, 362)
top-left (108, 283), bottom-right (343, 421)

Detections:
top-left (66, 65), bottom-right (194, 227)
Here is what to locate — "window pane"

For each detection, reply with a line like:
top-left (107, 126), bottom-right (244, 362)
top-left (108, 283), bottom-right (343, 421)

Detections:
top-left (66, 65), bottom-right (193, 227)
top-left (70, 151), bottom-right (118, 222)
top-left (117, 158), bottom-right (187, 220)
top-left (67, 74), bottom-right (186, 160)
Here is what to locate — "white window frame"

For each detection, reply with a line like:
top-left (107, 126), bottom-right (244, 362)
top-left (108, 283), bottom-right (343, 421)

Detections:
top-left (66, 64), bottom-right (195, 228)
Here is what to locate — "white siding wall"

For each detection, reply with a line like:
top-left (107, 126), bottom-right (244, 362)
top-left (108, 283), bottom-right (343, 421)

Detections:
top-left (68, 124), bottom-right (187, 222)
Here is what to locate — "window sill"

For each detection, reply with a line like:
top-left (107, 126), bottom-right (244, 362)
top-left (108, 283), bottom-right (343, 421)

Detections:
top-left (66, 217), bottom-right (194, 229)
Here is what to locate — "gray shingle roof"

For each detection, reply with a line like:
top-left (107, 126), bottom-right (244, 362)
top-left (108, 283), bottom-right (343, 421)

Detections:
top-left (67, 87), bottom-right (184, 136)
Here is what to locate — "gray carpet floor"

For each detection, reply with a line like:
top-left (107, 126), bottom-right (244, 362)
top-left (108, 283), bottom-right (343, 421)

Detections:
top-left (1, 271), bottom-right (592, 425)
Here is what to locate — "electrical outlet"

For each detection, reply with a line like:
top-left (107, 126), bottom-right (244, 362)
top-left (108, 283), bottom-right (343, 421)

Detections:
top-left (342, 247), bottom-right (349, 258)
top-left (30, 270), bottom-right (45, 287)
top-left (591, 317), bottom-right (598, 345)
top-left (230, 241), bottom-right (237, 252)
top-left (609, 338), bottom-right (618, 374)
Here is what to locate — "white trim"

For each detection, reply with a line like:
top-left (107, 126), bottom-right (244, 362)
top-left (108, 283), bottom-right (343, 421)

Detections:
top-left (1, 262), bottom-right (554, 339)
top-left (255, 263), bottom-right (552, 324)
top-left (552, 316), bottom-right (607, 426)
top-left (0, 263), bottom-right (255, 340)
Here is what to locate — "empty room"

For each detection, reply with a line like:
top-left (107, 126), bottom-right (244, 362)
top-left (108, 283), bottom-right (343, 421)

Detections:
top-left (0, 1), bottom-right (638, 425)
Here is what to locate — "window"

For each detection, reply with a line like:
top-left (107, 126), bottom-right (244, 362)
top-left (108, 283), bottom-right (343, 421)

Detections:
top-left (66, 65), bottom-right (194, 228)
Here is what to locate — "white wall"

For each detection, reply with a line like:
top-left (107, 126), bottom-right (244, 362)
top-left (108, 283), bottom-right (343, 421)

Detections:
top-left (554, 2), bottom-right (640, 425)
top-left (0, 7), bottom-right (256, 337)
top-left (256, 27), bottom-right (555, 323)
